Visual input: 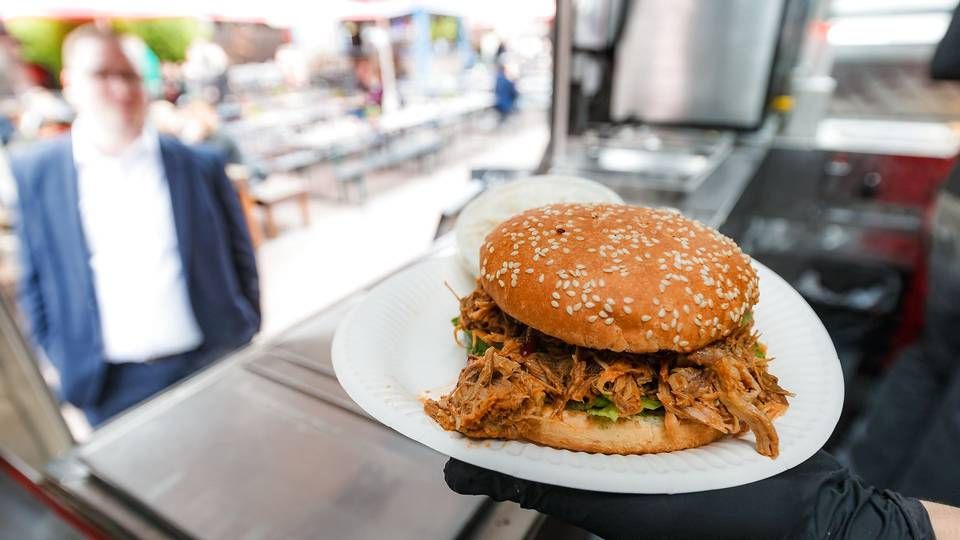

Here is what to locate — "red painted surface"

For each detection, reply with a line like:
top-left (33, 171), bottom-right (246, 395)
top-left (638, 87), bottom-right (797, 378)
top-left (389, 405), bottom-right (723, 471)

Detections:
top-left (854, 153), bottom-right (957, 365)
top-left (0, 456), bottom-right (108, 540)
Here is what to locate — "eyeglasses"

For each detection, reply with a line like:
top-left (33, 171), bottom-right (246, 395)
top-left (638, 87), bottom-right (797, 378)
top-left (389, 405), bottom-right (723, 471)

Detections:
top-left (85, 69), bottom-right (142, 84)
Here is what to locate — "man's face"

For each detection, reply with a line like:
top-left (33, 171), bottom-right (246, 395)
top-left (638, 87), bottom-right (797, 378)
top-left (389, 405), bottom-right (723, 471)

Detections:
top-left (62, 37), bottom-right (146, 142)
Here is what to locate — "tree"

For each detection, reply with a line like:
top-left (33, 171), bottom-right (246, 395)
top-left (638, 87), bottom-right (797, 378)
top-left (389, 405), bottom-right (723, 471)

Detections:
top-left (4, 17), bottom-right (208, 84)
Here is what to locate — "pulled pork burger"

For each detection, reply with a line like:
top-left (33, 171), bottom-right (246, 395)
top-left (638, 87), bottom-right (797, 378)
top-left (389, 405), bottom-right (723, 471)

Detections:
top-left (425, 203), bottom-right (792, 457)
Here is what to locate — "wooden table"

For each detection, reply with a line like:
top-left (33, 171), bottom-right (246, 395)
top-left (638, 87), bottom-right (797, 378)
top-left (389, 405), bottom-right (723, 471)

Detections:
top-left (249, 175), bottom-right (311, 238)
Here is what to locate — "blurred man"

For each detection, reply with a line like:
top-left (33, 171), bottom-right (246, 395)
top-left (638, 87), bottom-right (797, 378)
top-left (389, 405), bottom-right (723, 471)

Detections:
top-left (10, 24), bottom-right (259, 426)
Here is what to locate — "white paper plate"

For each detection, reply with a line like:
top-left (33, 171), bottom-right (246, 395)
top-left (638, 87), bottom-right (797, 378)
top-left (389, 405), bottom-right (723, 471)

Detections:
top-left (332, 256), bottom-right (844, 494)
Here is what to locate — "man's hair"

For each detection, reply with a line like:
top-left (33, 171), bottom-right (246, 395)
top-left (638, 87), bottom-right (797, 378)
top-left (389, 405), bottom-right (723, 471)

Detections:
top-left (61, 23), bottom-right (122, 69)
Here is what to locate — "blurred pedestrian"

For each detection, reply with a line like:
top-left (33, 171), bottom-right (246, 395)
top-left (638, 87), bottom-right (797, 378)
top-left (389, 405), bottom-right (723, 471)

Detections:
top-left (9, 24), bottom-right (259, 426)
top-left (493, 62), bottom-right (518, 125)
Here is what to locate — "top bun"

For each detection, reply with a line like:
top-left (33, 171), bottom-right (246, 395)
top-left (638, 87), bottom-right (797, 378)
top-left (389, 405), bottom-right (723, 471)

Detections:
top-left (478, 203), bottom-right (758, 353)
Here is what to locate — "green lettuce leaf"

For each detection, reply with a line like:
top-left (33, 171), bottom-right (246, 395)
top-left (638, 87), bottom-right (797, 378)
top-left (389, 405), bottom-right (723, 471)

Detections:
top-left (585, 402), bottom-right (620, 421)
top-left (640, 396), bottom-right (663, 410)
top-left (469, 336), bottom-right (490, 356)
top-left (741, 310), bottom-right (754, 327)
top-left (567, 395), bottom-right (608, 411)
top-left (566, 395), bottom-right (662, 422)
top-left (591, 395), bottom-right (613, 408)
top-left (452, 315), bottom-right (491, 356)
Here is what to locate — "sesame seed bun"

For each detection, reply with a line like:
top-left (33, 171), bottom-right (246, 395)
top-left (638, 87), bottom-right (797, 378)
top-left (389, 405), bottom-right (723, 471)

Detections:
top-left (478, 203), bottom-right (759, 353)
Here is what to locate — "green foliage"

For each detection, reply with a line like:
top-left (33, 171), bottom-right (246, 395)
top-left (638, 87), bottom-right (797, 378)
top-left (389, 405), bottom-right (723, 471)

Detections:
top-left (4, 17), bottom-right (207, 81)
top-left (112, 18), bottom-right (208, 63)
top-left (5, 18), bottom-right (80, 76)
top-left (430, 16), bottom-right (459, 42)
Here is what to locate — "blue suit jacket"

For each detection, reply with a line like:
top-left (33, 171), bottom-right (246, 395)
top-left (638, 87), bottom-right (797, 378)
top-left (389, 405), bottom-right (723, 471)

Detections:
top-left (11, 134), bottom-right (260, 408)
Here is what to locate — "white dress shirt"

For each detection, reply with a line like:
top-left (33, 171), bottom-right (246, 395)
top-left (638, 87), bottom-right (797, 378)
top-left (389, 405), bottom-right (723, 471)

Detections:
top-left (73, 121), bottom-right (203, 362)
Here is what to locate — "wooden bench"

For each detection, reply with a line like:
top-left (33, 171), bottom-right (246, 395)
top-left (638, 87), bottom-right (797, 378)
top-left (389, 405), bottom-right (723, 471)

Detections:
top-left (332, 132), bottom-right (444, 204)
top-left (225, 164), bottom-right (263, 249)
top-left (249, 175), bottom-right (311, 238)
top-left (263, 149), bottom-right (324, 174)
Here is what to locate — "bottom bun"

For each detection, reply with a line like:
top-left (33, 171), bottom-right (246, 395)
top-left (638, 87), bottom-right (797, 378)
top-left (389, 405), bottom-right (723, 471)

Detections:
top-left (516, 411), bottom-right (726, 455)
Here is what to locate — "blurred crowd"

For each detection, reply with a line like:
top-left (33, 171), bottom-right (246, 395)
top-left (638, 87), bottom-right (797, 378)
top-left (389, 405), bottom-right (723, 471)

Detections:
top-left (0, 18), bottom-right (532, 203)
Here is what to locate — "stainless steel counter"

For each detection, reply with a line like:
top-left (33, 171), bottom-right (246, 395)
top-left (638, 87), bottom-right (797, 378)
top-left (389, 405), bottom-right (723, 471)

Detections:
top-left (45, 255), bottom-right (544, 539)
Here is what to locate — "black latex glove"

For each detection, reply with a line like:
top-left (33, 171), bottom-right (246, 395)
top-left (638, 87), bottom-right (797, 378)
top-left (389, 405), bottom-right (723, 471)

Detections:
top-left (445, 451), bottom-right (934, 540)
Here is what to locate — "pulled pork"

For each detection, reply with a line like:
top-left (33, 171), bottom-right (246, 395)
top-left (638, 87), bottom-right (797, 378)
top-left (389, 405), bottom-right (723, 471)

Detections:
top-left (425, 285), bottom-right (792, 457)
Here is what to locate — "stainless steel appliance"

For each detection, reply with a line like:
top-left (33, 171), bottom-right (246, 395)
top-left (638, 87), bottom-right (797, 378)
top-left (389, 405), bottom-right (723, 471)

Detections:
top-left (608, 0), bottom-right (786, 128)
top-left (546, 0), bottom-right (812, 193)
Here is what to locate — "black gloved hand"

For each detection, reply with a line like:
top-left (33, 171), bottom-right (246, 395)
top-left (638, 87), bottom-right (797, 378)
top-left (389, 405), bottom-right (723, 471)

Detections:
top-left (445, 451), bottom-right (934, 540)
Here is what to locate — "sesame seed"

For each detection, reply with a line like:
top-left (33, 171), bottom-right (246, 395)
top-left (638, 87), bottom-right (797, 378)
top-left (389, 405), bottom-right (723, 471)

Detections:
top-left (623, 306), bottom-right (633, 314)
top-left (552, 292), bottom-right (561, 300)
top-left (673, 335), bottom-right (680, 344)
top-left (599, 311), bottom-right (608, 318)
top-left (604, 318), bottom-right (614, 325)
top-left (588, 315), bottom-right (598, 323)
top-left (538, 274), bottom-right (545, 283)
top-left (653, 298), bottom-right (661, 306)
top-left (585, 302), bottom-right (595, 308)
top-left (658, 308), bottom-right (666, 318)
top-left (680, 340), bottom-right (690, 347)
top-left (660, 322), bottom-right (670, 331)
top-left (623, 297), bottom-right (634, 304)
top-left (641, 314), bottom-right (652, 322)
top-left (604, 303), bottom-right (613, 313)
top-left (566, 305), bottom-right (574, 315)
top-left (645, 330), bottom-right (654, 339)
top-left (498, 279), bottom-right (505, 287)
top-left (550, 300), bottom-right (560, 308)
top-left (566, 290), bottom-right (576, 297)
